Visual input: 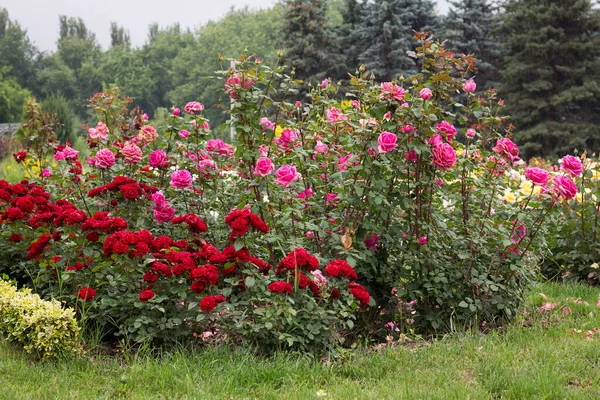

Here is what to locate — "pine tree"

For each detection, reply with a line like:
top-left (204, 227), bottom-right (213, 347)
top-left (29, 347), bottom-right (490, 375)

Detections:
top-left (340, 0), bottom-right (367, 74)
top-left (282, 0), bottom-right (342, 87)
top-left (441, 0), bottom-right (502, 90)
top-left (500, 0), bottom-right (600, 159)
top-left (356, 0), bottom-right (437, 81)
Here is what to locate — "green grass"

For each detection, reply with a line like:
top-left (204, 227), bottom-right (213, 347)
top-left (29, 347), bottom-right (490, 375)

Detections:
top-left (1, 282), bottom-right (599, 399)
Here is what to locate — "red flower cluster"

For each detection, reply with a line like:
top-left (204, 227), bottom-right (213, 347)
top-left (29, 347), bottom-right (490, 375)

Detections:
top-left (172, 213), bottom-right (208, 233)
top-left (189, 264), bottom-right (219, 285)
top-left (324, 260), bottom-right (358, 280)
top-left (267, 281), bottom-right (293, 295)
top-left (26, 233), bottom-right (52, 259)
top-left (224, 208), bottom-right (269, 242)
top-left (277, 248), bottom-right (320, 272)
top-left (103, 229), bottom-right (154, 257)
top-left (200, 295), bottom-right (226, 312)
top-left (348, 283), bottom-right (370, 306)
top-left (87, 176), bottom-right (157, 201)
top-left (13, 151), bottom-right (27, 163)
top-left (78, 286), bottom-right (97, 301)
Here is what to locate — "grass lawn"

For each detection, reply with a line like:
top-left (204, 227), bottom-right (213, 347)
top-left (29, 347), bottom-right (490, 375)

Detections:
top-left (1, 282), bottom-right (599, 399)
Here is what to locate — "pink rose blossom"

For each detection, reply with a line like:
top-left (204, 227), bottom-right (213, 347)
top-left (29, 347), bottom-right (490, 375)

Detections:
top-left (295, 101), bottom-right (301, 108)
top-left (201, 121), bottom-right (210, 131)
top-left (170, 169), bottom-right (193, 189)
top-left (404, 150), bottom-right (418, 162)
top-left (351, 100), bottom-right (359, 108)
top-left (86, 157), bottom-right (96, 166)
top-left (466, 129), bottom-right (476, 138)
top-left (206, 139), bottom-right (234, 157)
top-left (325, 107), bottom-right (348, 123)
top-left (380, 82), bottom-right (405, 101)
top-left (138, 125), bottom-right (158, 144)
top-left (326, 193), bottom-right (338, 205)
top-left (560, 155), bottom-right (583, 178)
top-left (492, 138), bottom-right (519, 162)
top-left (172, 108), bottom-right (180, 116)
top-left (428, 134), bottom-right (443, 146)
top-left (63, 146), bottom-right (79, 159)
top-left (53, 151), bottom-right (66, 161)
top-left (184, 101), bottom-right (204, 114)
top-left (41, 168), bottom-right (52, 177)
top-left (368, 147), bottom-right (376, 156)
top-left (321, 79), bottom-right (329, 89)
top-left (151, 191), bottom-right (169, 209)
top-left (364, 234), bottom-right (379, 251)
top-left (377, 131), bottom-right (397, 153)
top-left (95, 149), bottom-right (115, 169)
top-left (254, 157), bottom-right (275, 177)
top-left (258, 144), bottom-right (268, 157)
top-left (179, 129), bottom-right (190, 138)
top-left (553, 175), bottom-right (577, 200)
top-left (121, 141), bottom-right (143, 164)
top-left (463, 78), bottom-right (477, 93)
top-left (401, 125), bottom-right (415, 134)
top-left (418, 236), bottom-right (427, 245)
top-left (259, 117), bottom-right (275, 130)
top-left (275, 128), bottom-right (298, 149)
top-left (419, 88), bottom-right (433, 100)
top-left (142, 113), bottom-right (149, 121)
top-left (525, 167), bottom-right (550, 186)
top-left (435, 178), bottom-right (444, 186)
top-left (298, 188), bottom-right (313, 199)
top-left (275, 165), bottom-right (300, 188)
top-left (436, 121), bottom-right (457, 142)
top-left (305, 231), bottom-right (315, 238)
top-left (89, 122), bottom-right (109, 140)
top-left (311, 270), bottom-right (328, 286)
top-left (431, 143), bottom-right (457, 170)
top-left (383, 111), bottom-right (391, 120)
top-left (315, 140), bottom-right (328, 154)
top-left (149, 149), bottom-right (169, 168)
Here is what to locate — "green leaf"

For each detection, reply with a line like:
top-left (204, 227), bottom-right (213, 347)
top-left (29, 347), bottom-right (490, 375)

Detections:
top-left (245, 276), bottom-right (255, 288)
top-left (458, 301), bottom-right (468, 308)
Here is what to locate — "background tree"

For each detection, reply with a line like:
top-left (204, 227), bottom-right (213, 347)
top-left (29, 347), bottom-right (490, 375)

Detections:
top-left (0, 8), bottom-right (38, 93)
top-left (441, 0), bottom-right (502, 90)
top-left (41, 93), bottom-right (76, 142)
top-left (0, 67), bottom-right (30, 122)
top-left (500, 0), bottom-right (600, 159)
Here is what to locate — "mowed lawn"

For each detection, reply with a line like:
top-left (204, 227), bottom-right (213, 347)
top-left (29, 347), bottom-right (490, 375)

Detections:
top-left (0, 282), bottom-right (599, 399)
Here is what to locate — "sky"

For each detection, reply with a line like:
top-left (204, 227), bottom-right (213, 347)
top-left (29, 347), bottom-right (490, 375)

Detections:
top-left (2, 0), bottom-right (450, 52)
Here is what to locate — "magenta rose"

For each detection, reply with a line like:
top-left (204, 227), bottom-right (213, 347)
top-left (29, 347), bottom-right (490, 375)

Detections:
top-left (560, 155), bottom-right (582, 178)
top-left (153, 206), bottom-right (175, 223)
top-left (553, 175), bottom-right (577, 200)
top-left (170, 169), bottom-right (193, 189)
top-left (436, 121), bottom-right (457, 142)
top-left (95, 149), bottom-right (115, 169)
top-left (149, 149), bottom-right (169, 168)
top-left (431, 143), bottom-right (457, 170)
top-left (419, 88), bottom-right (433, 100)
top-left (275, 165), bottom-right (300, 188)
top-left (377, 131), bottom-right (397, 153)
top-left (525, 167), bottom-right (550, 186)
top-left (463, 78), bottom-right (476, 93)
top-left (254, 157), bottom-right (275, 177)
top-left (492, 138), bottom-right (519, 162)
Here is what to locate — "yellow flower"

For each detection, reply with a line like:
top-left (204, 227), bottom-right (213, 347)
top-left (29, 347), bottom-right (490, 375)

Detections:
top-left (275, 125), bottom-right (283, 138)
top-left (503, 190), bottom-right (516, 204)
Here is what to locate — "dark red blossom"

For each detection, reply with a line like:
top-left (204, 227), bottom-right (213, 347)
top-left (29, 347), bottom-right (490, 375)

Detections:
top-left (348, 283), bottom-right (371, 307)
top-left (78, 286), bottom-right (97, 301)
top-left (278, 248), bottom-right (320, 272)
top-left (199, 295), bottom-right (226, 312)
top-left (267, 281), bottom-right (293, 295)
top-left (324, 260), bottom-right (358, 280)
top-left (189, 265), bottom-right (219, 285)
top-left (13, 151), bottom-right (27, 163)
top-left (139, 289), bottom-right (155, 302)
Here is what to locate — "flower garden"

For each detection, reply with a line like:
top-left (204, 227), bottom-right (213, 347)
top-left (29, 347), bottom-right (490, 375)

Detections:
top-left (0, 34), bottom-right (599, 361)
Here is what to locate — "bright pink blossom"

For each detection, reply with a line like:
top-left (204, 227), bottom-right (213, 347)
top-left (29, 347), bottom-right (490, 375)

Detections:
top-left (380, 82), bottom-right (405, 101)
top-left (259, 117), bottom-right (275, 130)
top-left (172, 108), bottom-right (180, 116)
top-left (89, 122), bottom-right (109, 140)
top-left (525, 167), bottom-right (550, 186)
top-left (179, 129), bottom-right (190, 139)
top-left (436, 121), bottom-right (457, 142)
top-left (553, 175), bottom-right (577, 200)
top-left (463, 78), bottom-right (477, 93)
top-left (275, 165), bottom-right (300, 188)
top-left (254, 157), bottom-right (275, 177)
top-left (419, 88), bottom-right (433, 100)
top-left (121, 142), bottom-right (142, 164)
top-left (377, 131), bottom-right (397, 153)
top-left (431, 143), bottom-right (457, 170)
top-left (149, 149), bottom-right (169, 168)
top-left (170, 170), bottom-right (193, 189)
top-left (325, 107), bottom-right (348, 123)
top-left (95, 149), bottom-right (115, 169)
top-left (184, 101), bottom-right (204, 114)
top-left (560, 155), bottom-right (583, 178)
top-left (492, 138), bottom-right (519, 162)
top-left (315, 140), bottom-right (328, 154)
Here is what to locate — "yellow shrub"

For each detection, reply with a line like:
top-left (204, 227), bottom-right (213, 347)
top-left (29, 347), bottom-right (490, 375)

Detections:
top-left (0, 280), bottom-right (80, 360)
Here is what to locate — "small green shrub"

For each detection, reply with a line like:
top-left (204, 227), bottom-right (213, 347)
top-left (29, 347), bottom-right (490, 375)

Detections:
top-left (0, 279), bottom-right (80, 359)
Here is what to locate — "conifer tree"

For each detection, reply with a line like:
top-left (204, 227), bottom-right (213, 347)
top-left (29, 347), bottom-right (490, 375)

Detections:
top-left (442, 0), bottom-right (502, 90)
top-left (500, 0), bottom-right (600, 159)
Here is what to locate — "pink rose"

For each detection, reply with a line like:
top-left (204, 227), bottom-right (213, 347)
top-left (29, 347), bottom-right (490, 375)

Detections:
top-left (326, 193), bottom-right (338, 205)
top-left (525, 167), bottom-right (550, 186)
top-left (254, 157), bottom-right (275, 177)
top-left (154, 206), bottom-right (175, 223)
top-left (184, 101), bottom-right (204, 114)
top-left (172, 108), bottom-right (180, 116)
top-left (325, 107), bottom-right (348, 123)
top-left (86, 157), bottom-right (96, 165)
top-left (151, 191), bottom-right (169, 209)
top-left (560, 155), bottom-right (582, 178)
top-left (138, 125), bottom-right (158, 144)
top-left (275, 128), bottom-right (298, 149)
top-left (121, 141), bottom-right (142, 164)
top-left (492, 138), bottom-right (519, 162)
top-left (431, 143), bottom-right (457, 170)
top-left (95, 149), bottom-right (115, 169)
top-left (298, 188), bottom-right (313, 199)
top-left (295, 101), bottom-right (302, 108)
top-left (351, 100), bottom-right (359, 108)
top-left (553, 175), bottom-right (577, 200)
top-left (380, 82), bottom-right (405, 101)
top-left (463, 78), bottom-right (476, 93)
top-left (404, 150), bottom-right (418, 162)
top-left (142, 113), bottom-right (149, 121)
top-left (418, 236), bottom-right (427, 245)
top-left (259, 117), bottom-right (275, 131)
top-left (419, 88), bottom-right (433, 100)
top-left (170, 169), bottom-right (193, 189)
top-left (275, 165), bottom-right (300, 188)
top-left (89, 122), bottom-right (109, 140)
top-left (315, 140), bottom-right (328, 154)
top-left (41, 168), bottom-right (52, 177)
top-left (206, 139), bottom-right (234, 157)
top-left (54, 151), bottom-right (66, 161)
top-left (466, 129), bottom-right (476, 138)
top-left (436, 121), bottom-right (457, 142)
top-left (428, 134), bottom-right (443, 146)
top-left (179, 129), bottom-right (190, 139)
top-left (63, 146), bottom-right (79, 159)
top-left (377, 131), bottom-right (397, 153)
top-left (149, 149), bottom-right (169, 168)
top-left (321, 79), bottom-right (329, 89)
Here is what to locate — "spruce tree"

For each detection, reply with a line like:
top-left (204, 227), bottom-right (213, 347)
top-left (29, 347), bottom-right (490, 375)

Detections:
top-left (356, 0), bottom-right (437, 81)
top-left (282, 0), bottom-right (342, 87)
top-left (442, 0), bottom-right (502, 90)
top-left (500, 0), bottom-right (600, 159)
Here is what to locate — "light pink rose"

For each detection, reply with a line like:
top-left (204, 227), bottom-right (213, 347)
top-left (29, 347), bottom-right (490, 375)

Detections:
top-left (377, 131), bottom-right (397, 153)
top-left (206, 139), bottom-right (234, 157)
top-left (525, 167), bottom-right (550, 186)
top-left (325, 107), bottom-right (348, 123)
top-left (170, 169), bottom-right (193, 189)
top-left (436, 121), bottom-right (457, 142)
top-left (466, 129), bottom-right (476, 138)
top-left (142, 113), bottom-right (149, 121)
top-left (95, 149), bottom-right (115, 169)
top-left (121, 141), bottom-right (142, 164)
top-left (492, 138), bottom-right (519, 162)
top-left (315, 140), bottom-right (328, 154)
top-left (184, 101), bottom-right (204, 114)
top-left (553, 175), bottom-right (577, 200)
top-left (89, 122), bottom-right (109, 140)
top-left (380, 82), bottom-right (405, 101)
top-left (63, 146), bottom-right (79, 159)
top-left (560, 155), bottom-right (582, 178)
top-left (138, 125), bottom-right (158, 144)
top-left (431, 143), bottom-right (457, 170)
top-left (275, 165), bottom-right (300, 188)
top-left (149, 149), bottom-right (169, 168)
top-left (254, 157), bottom-right (275, 177)
top-left (419, 88), bottom-right (433, 100)
top-left (321, 79), bottom-right (329, 89)
top-left (463, 78), bottom-right (476, 93)
top-left (259, 117), bottom-right (275, 131)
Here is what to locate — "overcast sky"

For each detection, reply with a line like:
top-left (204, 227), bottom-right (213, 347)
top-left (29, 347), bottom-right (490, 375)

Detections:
top-left (2, 0), bottom-right (450, 52)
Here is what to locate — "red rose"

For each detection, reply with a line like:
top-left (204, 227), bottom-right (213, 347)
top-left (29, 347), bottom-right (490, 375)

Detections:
top-left (139, 289), bottom-right (155, 302)
top-left (78, 286), bottom-right (97, 301)
top-left (8, 233), bottom-right (22, 242)
top-left (267, 281), bottom-right (293, 295)
top-left (199, 295), bottom-right (226, 312)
